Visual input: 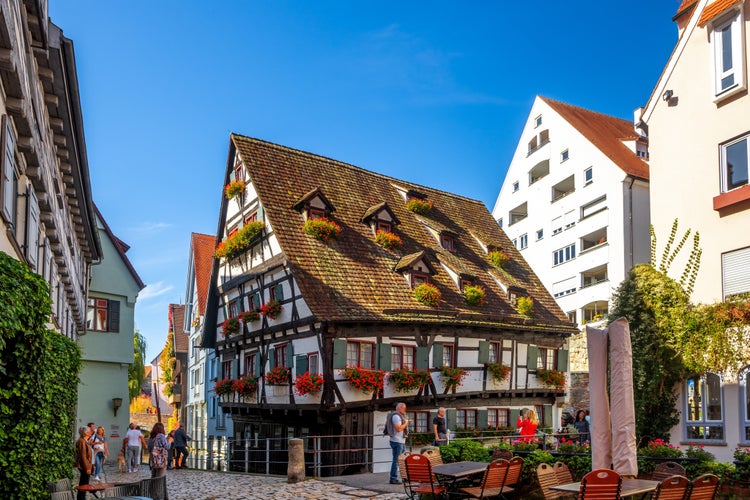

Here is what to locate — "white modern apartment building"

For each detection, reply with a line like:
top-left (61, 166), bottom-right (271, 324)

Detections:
top-left (492, 96), bottom-right (651, 339)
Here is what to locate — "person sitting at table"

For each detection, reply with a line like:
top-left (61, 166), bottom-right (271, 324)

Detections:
top-left (74, 426), bottom-right (93, 500)
top-left (517, 408), bottom-right (538, 442)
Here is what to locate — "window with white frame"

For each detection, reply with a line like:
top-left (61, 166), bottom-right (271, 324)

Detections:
top-left (441, 344), bottom-right (454, 367)
top-left (561, 149), bottom-right (569, 162)
top-left (685, 373), bottom-right (724, 441)
top-left (456, 409), bottom-right (478, 429)
top-left (711, 9), bottom-right (745, 97)
top-left (308, 352), bottom-right (319, 374)
top-left (535, 115), bottom-right (542, 128)
top-left (741, 367), bottom-right (750, 441)
top-left (519, 233), bottom-right (528, 250)
top-left (497, 218), bottom-right (503, 229)
top-left (488, 341), bottom-right (501, 364)
top-left (553, 243), bottom-right (576, 266)
top-left (512, 181), bottom-right (519, 192)
top-left (720, 134), bottom-right (749, 192)
top-left (536, 229), bottom-right (543, 241)
top-left (584, 167), bottom-right (593, 185)
top-left (391, 345), bottom-right (415, 370)
top-left (406, 411), bottom-right (430, 433)
top-left (487, 408), bottom-right (511, 428)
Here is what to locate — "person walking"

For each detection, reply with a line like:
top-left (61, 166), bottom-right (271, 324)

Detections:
top-left (386, 402), bottom-right (409, 485)
top-left (573, 409), bottom-right (590, 444)
top-left (125, 423), bottom-right (147, 473)
top-left (432, 407), bottom-right (448, 445)
top-left (148, 422), bottom-right (172, 478)
top-left (172, 422), bottom-right (191, 469)
top-left (91, 426), bottom-right (109, 481)
top-left (74, 426), bottom-right (93, 500)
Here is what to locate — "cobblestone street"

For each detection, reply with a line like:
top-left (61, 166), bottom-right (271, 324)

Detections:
top-left (90, 462), bottom-right (404, 500)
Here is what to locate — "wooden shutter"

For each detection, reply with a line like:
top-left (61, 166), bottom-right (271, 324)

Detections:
top-left (432, 344), bottom-right (443, 368)
top-left (543, 405), bottom-right (553, 428)
top-left (415, 346), bottom-right (429, 370)
top-left (557, 349), bottom-right (569, 372)
top-left (477, 409), bottom-right (488, 429)
top-left (274, 283), bottom-right (283, 301)
top-left (252, 292), bottom-right (261, 310)
top-left (477, 341), bottom-right (490, 364)
top-left (25, 186), bottom-right (39, 270)
top-left (254, 353), bottom-right (261, 377)
top-left (526, 345), bottom-right (539, 370)
top-left (108, 300), bottom-right (120, 333)
top-left (332, 339), bottom-right (347, 369)
top-left (231, 359), bottom-right (239, 379)
top-left (511, 408), bottom-right (522, 426)
top-left (446, 409), bottom-right (457, 431)
top-left (377, 343), bottom-right (391, 371)
top-left (285, 343), bottom-right (294, 368)
top-left (268, 348), bottom-right (276, 369)
top-left (295, 354), bottom-right (308, 376)
top-left (1, 115), bottom-right (15, 223)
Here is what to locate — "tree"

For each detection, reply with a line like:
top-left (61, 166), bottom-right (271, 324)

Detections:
top-left (128, 330), bottom-right (147, 401)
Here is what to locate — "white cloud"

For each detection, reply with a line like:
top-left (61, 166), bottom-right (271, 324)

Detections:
top-left (129, 221), bottom-right (173, 236)
top-left (138, 281), bottom-right (175, 301)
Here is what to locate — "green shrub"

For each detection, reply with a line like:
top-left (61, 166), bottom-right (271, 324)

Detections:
top-left (439, 440), bottom-right (491, 463)
top-left (0, 251), bottom-right (82, 499)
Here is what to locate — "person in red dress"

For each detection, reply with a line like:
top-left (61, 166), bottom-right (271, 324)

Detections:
top-left (516, 408), bottom-right (538, 442)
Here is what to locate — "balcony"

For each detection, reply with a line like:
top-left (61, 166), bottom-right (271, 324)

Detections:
top-left (582, 301), bottom-right (609, 324)
top-left (509, 202), bottom-right (528, 226)
top-left (580, 227), bottom-right (607, 253)
top-left (528, 159), bottom-right (550, 185)
top-left (551, 175), bottom-right (575, 203)
top-left (580, 265), bottom-right (608, 290)
top-left (168, 383), bottom-right (182, 405)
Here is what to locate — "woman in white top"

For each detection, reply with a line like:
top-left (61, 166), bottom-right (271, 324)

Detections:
top-left (91, 426), bottom-right (109, 480)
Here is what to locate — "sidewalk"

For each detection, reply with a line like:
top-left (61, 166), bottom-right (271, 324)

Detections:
top-left (88, 462), bottom-right (405, 499)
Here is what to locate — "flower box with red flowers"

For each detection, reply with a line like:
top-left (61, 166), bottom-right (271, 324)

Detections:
top-left (488, 249), bottom-right (509, 269)
top-left (535, 368), bottom-right (565, 389)
top-left (294, 372), bottom-right (324, 396)
top-left (388, 368), bottom-right (431, 393)
top-left (406, 198), bottom-right (432, 215)
top-left (215, 221), bottom-right (264, 260)
top-left (486, 362), bottom-right (511, 383)
top-left (224, 180), bottom-right (247, 199)
top-left (413, 283), bottom-right (441, 307)
top-left (464, 284), bottom-right (486, 306)
top-left (342, 366), bottom-right (386, 395)
top-left (231, 375), bottom-right (259, 397)
top-left (241, 310), bottom-right (260, 323)
top-left (264, 365), bottom-right (291, 385)
top-left (374, 230), bottom-right (402, 250)
top-left (222, 316), bottom-right (240, 336)
top-left (214, 378), bottom-right (234, 396)
top-left (439, 366), bottom-right (468, 390)
top-left (302, 217), bottom-right (341, 242)
top-left (260, 300), bottom-right (282, 319)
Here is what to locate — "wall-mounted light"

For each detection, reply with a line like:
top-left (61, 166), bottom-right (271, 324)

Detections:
top-left (662, 89), bottom-right (674, 101)
top-left (112, 397), bottom-right (123, 417)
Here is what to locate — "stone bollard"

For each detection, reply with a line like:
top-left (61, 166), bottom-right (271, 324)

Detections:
top-left (287, 438), bottom-right (305, 483)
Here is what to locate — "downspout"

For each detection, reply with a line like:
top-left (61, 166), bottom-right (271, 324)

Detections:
top-left (627, 176), bottom-right (636, 272)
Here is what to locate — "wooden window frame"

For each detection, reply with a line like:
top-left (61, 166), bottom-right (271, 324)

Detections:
top-left (442, 344), bottom-right (454, 367)
top-left (245, 352), bottom-right (257, 376)
top-left (391, 344), bottom-right (416, 370)
top-left (275, 342), bottom-right (290, 368)
top-left (376, 220), bottom-right (392, 233)
top-left (410, 271), bottom-right (430, 289)
top-left (87, 298), bottom-right (108, 332)
top-left (221, 360), bottom-right (233, 380)
top-left (456, 409), bottom-right (478, 429)
top-left (440, 234), bottom-right (456, 252)
top-left (487, 408), bottom-right (511, 428)
top-left (244, 211), bottom-right (258, 224)
top-left (307, 352), bottom-right (319, 374)
top-left (309, 207), bottom-right (326, 220)
top-left (346, 340), bottom-right (375, 369)
top-left (406, 411), bottom-right (430, 433)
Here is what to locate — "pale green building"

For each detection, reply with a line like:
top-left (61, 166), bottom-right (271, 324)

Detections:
top-left (77, 207), bottom-right (144, 442)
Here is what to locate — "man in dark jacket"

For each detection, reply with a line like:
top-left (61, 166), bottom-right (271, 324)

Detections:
top-left (172, 423), bottom-right (191, 469)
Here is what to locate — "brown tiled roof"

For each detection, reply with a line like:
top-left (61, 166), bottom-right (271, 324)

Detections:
top-left (191, 233), bottom-right (215, 315)
top-left (169, 304), bottom-right (189, 353)
top-left (540, 97), bottom-right (649, 181)
top-left (230, 135), bottom-right (576, 334)
top-left (674, 0), bottom-right (699, 19)
top-left (698, 0), bottom-right (743, 26)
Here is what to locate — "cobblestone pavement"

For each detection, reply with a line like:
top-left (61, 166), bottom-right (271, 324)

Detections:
top-left (89, 462), bottom-right (405, 500)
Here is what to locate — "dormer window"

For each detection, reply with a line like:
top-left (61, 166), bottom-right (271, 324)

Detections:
top-left (377, 220), bottom-right (392, 233)
top-left (394, 251), bottom-right (437, 290)
top-left (411, 271), bottom-right (429, 288)
top-left (309, 207), bottom-right (326, 220)
top-left (460, 278), bottom-right (473, 290)
top-left (361, 202), bottom-right (400, 234)
top-left (440, 233), bottom-right (455, 252)
top-left (293, 188), bottom-right (335, 221)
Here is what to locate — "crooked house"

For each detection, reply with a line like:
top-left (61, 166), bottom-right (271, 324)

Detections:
top-left (203, 135), bottom-right (579, 474)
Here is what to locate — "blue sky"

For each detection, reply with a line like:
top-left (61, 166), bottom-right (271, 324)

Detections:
top-left (49, 1), bottom-right (680, 360)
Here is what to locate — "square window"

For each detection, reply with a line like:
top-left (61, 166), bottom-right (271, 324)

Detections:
top-left (561, 149), bottom-right (569, 162)
top-left (309, 207), bottom-right (326, 220)
top-left (440, 234), bottom-right (455, 252)
top-left (411, 271), bottom-right (429, 288)
top-left (584, 167), bottom-right (593, 184)
top-left (377, 220), bottom-right (392, 233)
top-left (721, 135), bottom-right (749, 192)
top-left (391, 345), bottom-right (415, 370)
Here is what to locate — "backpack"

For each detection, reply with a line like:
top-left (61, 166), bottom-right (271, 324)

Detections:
top-left (383, 411), bottom-right (407, 437)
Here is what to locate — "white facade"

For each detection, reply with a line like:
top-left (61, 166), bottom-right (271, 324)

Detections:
top-left (492, 96), bottom-right (651, 341)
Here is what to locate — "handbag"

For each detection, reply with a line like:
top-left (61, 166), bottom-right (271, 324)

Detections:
top-left (150, 438), bottom-right (168, 468)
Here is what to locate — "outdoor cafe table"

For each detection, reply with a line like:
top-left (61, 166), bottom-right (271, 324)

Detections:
top-left (432, 461), bottom-right (488, 488)
top-left (75, 482), bottom-right (116, 497)
top-left (551, 478), bottom-right (660, 499)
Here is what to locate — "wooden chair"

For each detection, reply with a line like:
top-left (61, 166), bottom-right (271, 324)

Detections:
top-left (500, 456), bottom-right (524, 498)
top-left (554, 461), bottom-right (574, 485)
top-left (492, 449), bottom-right (514, 460)
top-left (50, 491), bottom-right (74, 500)
top-left (687, 474), bottom-right (720, 500)
top-left (652, 461), bottom-right (687, 482)
top-left (102, 481), bottom-right (141, 496)
top-left (404, 453), bottom-right (447, 499)
top-left (423, 447), bottom-right (444, 467)
top-left (140, 475), bottom-right (168, 500)
top-left (652, 475), bottom-right (690, 500)
top-left (537, 463), bottom-right (576, 500)
top-left (398, 450), bottom-right (411, 496)
top-left (48, 478), bottom-right (72, 493)
top-left (459, 458), bottom-right (510, 499)
top-left (578, 468), bottom-right (622, 499)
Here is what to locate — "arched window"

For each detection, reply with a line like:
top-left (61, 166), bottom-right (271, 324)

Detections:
top-left (685, 373), bottom-right (725, 441)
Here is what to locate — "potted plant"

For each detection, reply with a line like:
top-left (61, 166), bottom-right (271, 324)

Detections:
top-left (488, 249), bottom-right (509, 269)
top-left (406, 198), bottom-right (432, 215)
top-left (224, 180), bottom-right (247, 199)
top-left (260, 300), bottom-right (282, 319)
top-left (215, 221), bottom-right (265, 260)
top-left (486, 362), bottom-right (511, 383)
top-left (388, 368), bottom-right (431, 393)
top-left (464, 284), bottom-right (486, 306)
top-left (222, 316), bottom-right (240, 336)
top-left (264, 365), bottom-right (291, 385)
top-left (374, 230), bottom-right (402, 249)
top-left (342, 366), bottom-right (386, 395)
top-left (535, 368), bottom-right (566, 389)
top-left (241, 310), bottom-right (260, 323)
top-left (214, 378), bottom-right (234, 397)
top-left (413, 283), bottom-right (441, 307)
top-left (232, 375), bottom-right (258, 399)
top-left (440, 366), bottom-right (468, 390)
top-left (302, 217), bottom-right (341, 242)
top-left (516, 296), bottom-right (534, 317)
top-left (293, 372), bottom-right (324, 396)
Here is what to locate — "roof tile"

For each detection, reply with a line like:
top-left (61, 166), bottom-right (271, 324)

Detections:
top-left (698, 0), bottom-right (743, 26)
top-left (191, 233), bottom-right (215, 315)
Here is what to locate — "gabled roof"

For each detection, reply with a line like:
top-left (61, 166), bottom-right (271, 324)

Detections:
top-left (674, 0), bottom-right (699, 20)
top-left (394, 250), bottom-right (436, 273)
top-left (169, 304), bottom-right (188, 354)
top-left (292, 187), bottom-right (335, 213)
top-left (220, 135), bottom-right (575, 334)
top-left (94, 205), bottom-right (145, 290)
top-left (698, 0), bottom-right (742, 25)
top-left (540, 96), bottom-right (649, 181)
top-left (191, 233), bottom-right (215, 315)
top-left (361, 202), bottom-right (400, 225)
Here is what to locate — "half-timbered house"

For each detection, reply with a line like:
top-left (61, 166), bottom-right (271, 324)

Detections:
top-left (203, 135), bottom-right (579, 474)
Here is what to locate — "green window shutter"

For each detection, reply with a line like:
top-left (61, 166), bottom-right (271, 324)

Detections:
top-left (377, 343), bottom-right (391, 371)
top-left (511, 409), bottom-right (522, 425)
top-left (257, 205), bottom-right (264, 221)
top-left (557, 349), bottom-right (569, 372)
top-left (108, 300), bottom-right (121, 333)
top-left (274, 283), bottom-right (283, 301)
top-left (433, 344), bottom-right (444, 368)
top-left (477, 409), bottom-right (488, 429)
top-left (332, 339), bottom-right (347, 369)
top-left (446, 409), bottom-right (457, 430)
top-left (268, 348), bottom-right (276, 369)
top-left (478, 341), bottom-right (490, 364)
top-left (286, 343), bottom-right (294, 368)
top-left (415, 346), bottom-right (429, 370)
top-left (252, 293), bottom-right (261, 310)
top-left (527, 345), bottom-right (539, 370)
top-left (543, 405), bottom-right (553, 428)
top-left (231, 359), bottom-right (239, 379)
top-left (295, 354), bottom-right (308, 376)
top-left (254, 354), bottom-right (261, 377)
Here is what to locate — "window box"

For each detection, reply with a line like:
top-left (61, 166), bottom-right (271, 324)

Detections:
top-left (535, 368), bottom-right (565, 389)
top-left (463, 284), bottom-right (486, 306)
top-left (388, 368), bottom-right (431, 393)
top-left (260, 300), bottom-right (282, 319)
top-left (342, 366), bottom-right (386, 394)
top-left (264, 365), bottom-right (291, 386)
top-left (440, 366), bottom-right (468, 390)
top-left (413, 283), bottom-right (441, 307)
top-left (488, 249), bottom-right (510, 269)
top-left (216, 221), bottom-right (265, 260)
top-left (222, 316), bottom-right (240, 336)
top-left (293, 372), bottom-right (324, 396)
top-left (406, 198), bottom-right (432, 215)
top-left (374, 230), bottom-right (402, 249)
top-left (224, 180), bottom-right (247, 199)
top-left (486, 362), bottom-right (511, 384)
top-left (516, 296), bottom-right (534, 317)
top-left (302, 217), bottom-right (341, 241)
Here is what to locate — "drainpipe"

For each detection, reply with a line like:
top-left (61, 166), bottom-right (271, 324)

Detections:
top-left (627, 176), bottom-right (636, 272)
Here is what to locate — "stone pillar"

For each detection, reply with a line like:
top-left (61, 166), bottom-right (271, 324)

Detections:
top-left (287, 438), bottom-right (305, 483)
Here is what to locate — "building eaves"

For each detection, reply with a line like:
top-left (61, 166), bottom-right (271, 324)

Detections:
top-left (94, 204), bottom-right (145, 290)
top-left (191, 232), bottom-right (216, 315)
top-left (698, 0), bottom-right (743, 26)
